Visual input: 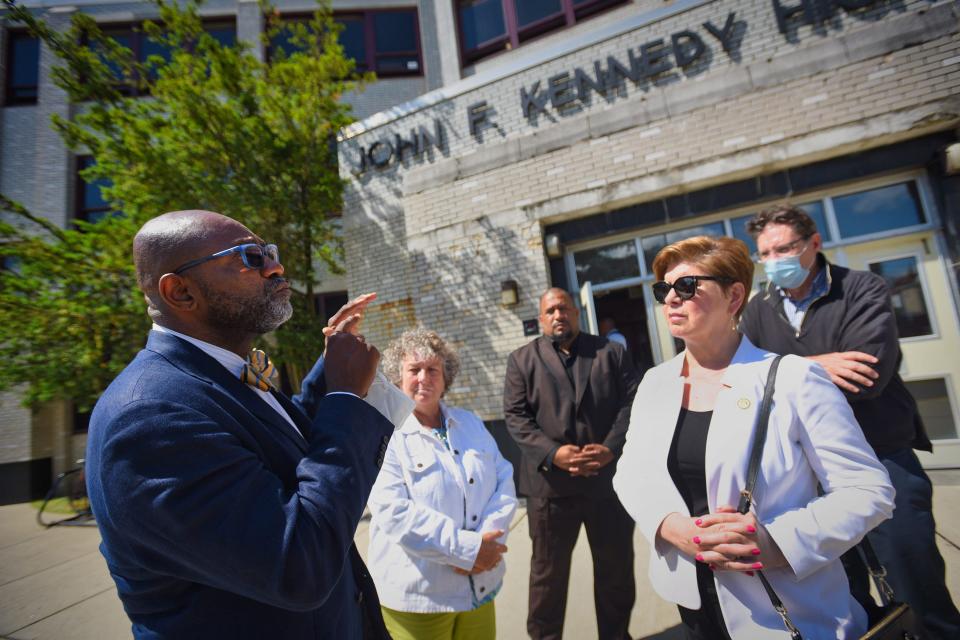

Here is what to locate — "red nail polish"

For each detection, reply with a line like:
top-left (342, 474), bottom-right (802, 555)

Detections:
top-left (692, 536), bottom-right (701, 544)
top-left (695, 519), bottom-right (703, 526)
top-left (751, 548), bottom-right (761, 556)
top-left (746, 525), bottom-right (756, 533)
top-left (745, 571), bottom-right (755, 576)
top-left (752, 562), bottom-right (763, 570)
top-left (695, 553), bottom-right (704, 562)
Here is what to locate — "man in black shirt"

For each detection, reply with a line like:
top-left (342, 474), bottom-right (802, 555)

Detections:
top-left (504, 288), bottom-right (640, 640)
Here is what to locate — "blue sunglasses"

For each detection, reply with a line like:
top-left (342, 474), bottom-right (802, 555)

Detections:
top-left (172, 243), bottom-right (279, 275)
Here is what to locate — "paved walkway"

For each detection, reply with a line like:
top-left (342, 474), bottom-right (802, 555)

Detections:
top-left (2, 471), bottom-right (959, 639)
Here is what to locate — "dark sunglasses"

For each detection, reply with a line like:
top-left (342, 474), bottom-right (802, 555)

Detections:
top-left (652, 275), bottom-right (732, 304)
top-left (172, 243), bottom-right (280, 275)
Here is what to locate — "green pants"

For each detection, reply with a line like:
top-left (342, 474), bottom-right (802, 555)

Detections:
top-left (381, 601), bottom-right (496, 640)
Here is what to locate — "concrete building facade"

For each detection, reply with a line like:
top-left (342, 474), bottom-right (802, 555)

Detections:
top-left (338, 0), bottom-right (960, 469)
top-left (3, 0), bottom-right (960, 501)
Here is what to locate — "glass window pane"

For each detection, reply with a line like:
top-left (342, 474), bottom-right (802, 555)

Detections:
top-left (641, 234), bottom-right (666, 274)
top-left (96, 30), bottom-right (133, 83)
top-left (797, 201), bottom-right (830, 241)
top-left (205, 23), bottom-right (236, 48)
top-left (904, 379), bottom-right (958, 441)
top-left (10, 34), bottom-right (40, 93)
top-left (868, 256), bottom-right (933, 338)
top-left (458, 0), bottom-right (506, 51)
top-left (79, 158), bottom-right (110, 210)
top-left (574, 240), bottom-right (640, 286)
top-left (515, 0), bottom-right (563, 28)
top-left (376, 55), bottom-right (419, 74)
top-left (665, 222), bottom-right (725, 245)
top-left (141, 35), bottom-right (171, 63)
top-left (731, 201), bottom-right (831, 258)
top-left (270, 20), bottom-right (305, 58)
top-left (642, 222), bottom-right (725, 273)
top-left (338, 17), bottom-right (366, 67)
top-left (833, 182), bottom-right (925, 239)
top-left (373, 11), bottom-right (417, 53)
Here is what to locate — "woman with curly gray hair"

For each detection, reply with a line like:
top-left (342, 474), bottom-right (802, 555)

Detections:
top-left (367, 327), bottom-right (517, 640)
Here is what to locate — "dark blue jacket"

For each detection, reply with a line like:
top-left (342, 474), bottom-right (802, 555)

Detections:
top-left (86, 331), bottom-right (393, 639)
top-left (740, 256), bottom-right (931, 456)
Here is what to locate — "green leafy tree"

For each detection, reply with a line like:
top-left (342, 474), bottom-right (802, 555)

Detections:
top-left (0, 0), bottom-right (368, 409)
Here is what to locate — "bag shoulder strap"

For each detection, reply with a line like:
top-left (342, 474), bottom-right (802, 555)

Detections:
top-left (738, 355), bottom-right (784, 514)
top-left (735, 355), bottom-right (804, 640)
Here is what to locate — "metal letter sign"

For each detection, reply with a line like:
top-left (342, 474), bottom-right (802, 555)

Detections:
top-left (772, 0), bottom-right (882, 34)
top-left (353, 3), bottom-right (886, 174)
top-left (357, 119), bottom-right (445, 172)
top-left (516, 12), bottom-right (740, 122)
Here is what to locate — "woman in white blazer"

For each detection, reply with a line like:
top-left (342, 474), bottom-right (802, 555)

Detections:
top-left (368, 327), bottom-right (518, 640)
top-left (613, 236), bottom-right (894, 640)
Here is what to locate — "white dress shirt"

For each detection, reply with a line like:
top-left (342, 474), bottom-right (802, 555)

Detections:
top-left (151, 324), bottom-right (302, 440)
top-left (367, 404), bottom-right (518, 613)
top-left (613, 336), bottom-right (895, 639)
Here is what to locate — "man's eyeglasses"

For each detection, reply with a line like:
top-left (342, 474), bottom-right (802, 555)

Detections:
top-left (754, 236), bottom-right (810, 262)
top-left (172, 243), bottom-right (280, 275)
top-left (652, 275), bottom-right (733, 304)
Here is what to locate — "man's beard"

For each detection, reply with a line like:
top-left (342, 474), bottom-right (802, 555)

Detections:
top-left (548, 328), bottom-right (575, 343)
top-left (197, 277), bottom-right (294, 335)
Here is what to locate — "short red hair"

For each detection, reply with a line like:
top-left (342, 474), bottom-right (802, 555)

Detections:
top-left (651, 235), bottom-right (754, 317)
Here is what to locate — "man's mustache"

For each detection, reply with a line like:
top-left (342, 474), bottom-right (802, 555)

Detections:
top-left (265, 278), bottom-right (289, 294)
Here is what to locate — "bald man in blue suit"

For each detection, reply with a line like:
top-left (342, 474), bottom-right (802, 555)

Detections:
top-left (86, 210), bottom-right (393, 639)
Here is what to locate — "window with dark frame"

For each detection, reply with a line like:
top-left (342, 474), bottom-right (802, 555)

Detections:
top-left (74, 156), bottom-right (114, 224)
top-left (456, 0), bottom-right (626, 65)
top-left (5, 30), bottom-right (40, 105)
top-left (269, 9), bottom-right (422, 77)
top-left (89, 19), bottom-right (236, 96)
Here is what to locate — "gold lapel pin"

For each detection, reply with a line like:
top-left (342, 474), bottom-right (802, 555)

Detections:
top-left (737, 398), bottom-right (751, 410)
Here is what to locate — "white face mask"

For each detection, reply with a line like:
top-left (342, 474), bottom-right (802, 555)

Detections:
top-left (364, 370), bottom-right (415, 430)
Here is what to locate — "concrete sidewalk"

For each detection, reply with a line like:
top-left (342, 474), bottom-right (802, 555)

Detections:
top-left (2, 471), bottom-right (959, 640)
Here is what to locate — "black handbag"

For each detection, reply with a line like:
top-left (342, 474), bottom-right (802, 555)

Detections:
top-left (739, 356), bottom-right (920, 640)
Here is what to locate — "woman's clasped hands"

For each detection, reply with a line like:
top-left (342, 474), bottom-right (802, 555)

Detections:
top-left (660, 505), bottom-right (787, 576)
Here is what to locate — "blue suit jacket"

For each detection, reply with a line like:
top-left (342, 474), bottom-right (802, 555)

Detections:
top-left (86, 331), bottom-right (393, 639)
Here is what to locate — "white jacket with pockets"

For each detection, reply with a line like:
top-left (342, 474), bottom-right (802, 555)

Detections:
top-left (368, 404), bottom-right (518, 613)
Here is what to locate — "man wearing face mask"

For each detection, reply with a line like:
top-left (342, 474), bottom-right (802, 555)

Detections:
top-left (740, 204), bottom-right (959, 640)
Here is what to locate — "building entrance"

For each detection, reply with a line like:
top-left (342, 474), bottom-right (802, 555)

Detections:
top-left (563, 173), bottom-right (959, 469)
top-left (591, 286), bottom-right (656, 377)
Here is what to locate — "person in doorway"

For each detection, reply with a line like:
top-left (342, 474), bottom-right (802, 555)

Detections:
top-left (503, 288), bottom-right (639, 640)
top-left (368, 327), bottom-right (518, 640)
top-left (739, 203), bottom-right (960, 639)
top-left (85, 210), bottom-right (394, 639)
top-left (614, 234), bottom-right (894, 639)
top-left (599, 317), bottom-right (628, 349)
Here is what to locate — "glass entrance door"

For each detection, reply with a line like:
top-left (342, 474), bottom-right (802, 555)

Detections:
top-left (841, 232), bottom-right (960, 469)
top-left (592, 286), bottom-right (657, 377)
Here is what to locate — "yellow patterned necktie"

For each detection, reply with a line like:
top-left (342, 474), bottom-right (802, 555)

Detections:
top-left (240, 349), bottom-right (277, 392)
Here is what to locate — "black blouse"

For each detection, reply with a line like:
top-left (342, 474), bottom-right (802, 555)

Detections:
top-left (667, 407), bottom-right (714, 518)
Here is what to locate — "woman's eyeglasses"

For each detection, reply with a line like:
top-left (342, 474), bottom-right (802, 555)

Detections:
top-left (172, 243), bottom-right (280, 275)
top-left (652, 275), bottom-right (733, 304)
